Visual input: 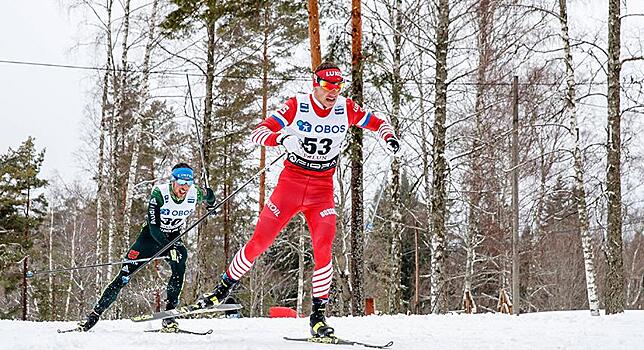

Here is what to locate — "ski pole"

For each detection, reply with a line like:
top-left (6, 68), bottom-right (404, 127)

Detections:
top-left (25, 256), bottom-right (167, 278)
top-left (129, 152), bottom-right (287, 278)
top-left (186, 74), bottom-right (210, 188)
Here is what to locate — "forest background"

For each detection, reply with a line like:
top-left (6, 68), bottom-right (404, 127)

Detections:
top-left (1, 0), bottom-right (643, 322)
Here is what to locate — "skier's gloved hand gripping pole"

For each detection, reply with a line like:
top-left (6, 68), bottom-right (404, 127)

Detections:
top-left (128, 152), bottom-right (287, 278)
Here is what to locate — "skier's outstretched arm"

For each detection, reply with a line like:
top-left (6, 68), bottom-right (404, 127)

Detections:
top-left (250, 97), bottom-right (298, 147)
top-left (347, 99), bottom-right (400, 154)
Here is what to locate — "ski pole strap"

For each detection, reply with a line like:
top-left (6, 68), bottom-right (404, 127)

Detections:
top-left (25, 256), bottom-right (167, 278)
top-left (129, 152), bottom-right (287, 278)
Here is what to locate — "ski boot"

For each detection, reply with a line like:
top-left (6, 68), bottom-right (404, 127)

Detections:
top-left (310, 298), bottom-right (334, 337)
top-left (77, 310), bottom-right (101, 332)
top-left (161, 317), bottom-right (180, 333)
top-left (195, 272), bottom-right (238, 309)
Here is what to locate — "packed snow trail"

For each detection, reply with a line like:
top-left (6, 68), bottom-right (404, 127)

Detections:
top-left (1, 310), bottom-right (642, 350)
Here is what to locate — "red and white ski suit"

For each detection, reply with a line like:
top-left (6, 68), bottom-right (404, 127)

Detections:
top-left (225, 93), bottom-right (395, 299)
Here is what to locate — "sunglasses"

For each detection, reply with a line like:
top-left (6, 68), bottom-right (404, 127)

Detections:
top-left (174, 178), bottom-right (193, 186)
top-left (317, 77), bottom-right (345, 92)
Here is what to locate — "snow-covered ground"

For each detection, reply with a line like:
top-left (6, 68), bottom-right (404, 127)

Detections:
top-left (1, 310), bottom-right (642, 350)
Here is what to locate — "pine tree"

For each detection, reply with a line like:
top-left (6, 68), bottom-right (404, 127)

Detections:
top-left (0, 137), bottom-right (48, 319)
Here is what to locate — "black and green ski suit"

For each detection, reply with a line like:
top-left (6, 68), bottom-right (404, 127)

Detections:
top-left (92, 183), bottom-right (215, 314)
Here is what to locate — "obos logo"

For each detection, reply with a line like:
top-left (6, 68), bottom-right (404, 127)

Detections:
top-left (313, 124), bottom-right (346, 134)
top-left (161, 209), bottom-right (194, 216)
top-left (297, 120), bottom-right (312, 132)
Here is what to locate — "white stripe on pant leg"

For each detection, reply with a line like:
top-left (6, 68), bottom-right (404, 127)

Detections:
top-left (312, 274), bottom-right (332, 289)
top-left (312, 262), bottom-right (332, 277)
top-left (312, 262), bottom-right (333, 298)
top-left (312, 267), bottom-right (333, 284)
top-left (237, 246), bottom-right (253, 269)
top-left (313, 278), bottom-right (332, 298)
top-left (227, 247), bottom-right (253, 280)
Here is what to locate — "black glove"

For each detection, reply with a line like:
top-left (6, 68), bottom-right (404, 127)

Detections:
top-left (386, 137), bottom-right (400, 155)
top-left (206, 203), bottom-right (218, 216)
top-left (204, 187), bottom-right (218, 215)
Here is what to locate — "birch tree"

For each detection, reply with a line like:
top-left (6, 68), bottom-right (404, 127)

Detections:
top-left (557, 0), bottom-right (600, 316)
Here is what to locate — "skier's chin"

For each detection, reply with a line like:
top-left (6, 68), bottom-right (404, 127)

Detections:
top-left (324, 96), bottom-right (336, 107)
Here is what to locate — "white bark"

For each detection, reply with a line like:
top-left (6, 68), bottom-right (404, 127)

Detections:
top-left (122, 0), bottom-right (159, 241)
top-left (64, 216), bottom-right (77, 318)
top-left (558, 0), bottom-right (600, 316)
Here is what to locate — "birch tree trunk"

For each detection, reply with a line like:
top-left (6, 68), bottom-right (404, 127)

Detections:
top-left (349, 0), bottom-right (365, 317)
top-left (558, 0), bottom-right (600, 316)
top-left (122, 0), bottom-right (159, 241)
top-left (96, 0), bottom-right (114, 297)
top-left (604, 0), bottom-right (625, 315)
top-left (65, 216), bottom-right (77, 318)
top-left (105, 0), bottom-right (118, 280)
top-left (430, 0), bottom-right (449, 314)
top-left (463, 0), bottom-right (492, 313)
top-left (117, 0), bottom-right (134, 249)
top-left (387, 0), bottom-right (404, 314)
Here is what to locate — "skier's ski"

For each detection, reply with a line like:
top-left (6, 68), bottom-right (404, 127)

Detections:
top-left (131, 303), bottom-right (242, 322)
top-left (284, 336), bottom-right (394, 349)
top-left (57, 327), bottom-right (84, 333)
top-left (144, 328), bottom-right (213, 335)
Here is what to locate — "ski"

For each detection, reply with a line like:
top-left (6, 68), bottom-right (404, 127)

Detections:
top-left (144, 328), bottom-right (213, 335)
top-left (57, 327), bottom-right (84, 333)
top-left (284, 336), bottom-right (394, 349)
top-left (131, 303), bottom-right (243, 322)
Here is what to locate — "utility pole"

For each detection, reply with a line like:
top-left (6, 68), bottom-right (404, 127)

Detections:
top-left (511, 75), bottom-right (520, 315)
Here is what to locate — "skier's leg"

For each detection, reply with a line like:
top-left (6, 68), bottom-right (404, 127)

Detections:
top-left (79, 227), bottom-right (155, 331)
top-left (162, 242), bottom-right (187, 330)
top-left (166, 241), bottom-right (188, 308)
top-left (198, 173), bottom-right (303, 307)
top-left (226, 172), bottom-right (303, 280)
top-left (302, 179), bottom-right (336, 337)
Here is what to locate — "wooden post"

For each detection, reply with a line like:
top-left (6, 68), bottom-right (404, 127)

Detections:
top-left (511, 75), bottom-right (520, 315)
top-left (365, 298), bottom-right (375, 315)
top-left (414, 228), bottom-right (420, 314)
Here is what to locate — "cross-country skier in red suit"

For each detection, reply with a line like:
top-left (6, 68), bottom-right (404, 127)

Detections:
top-left (193, 62), bottom-right (400, 337)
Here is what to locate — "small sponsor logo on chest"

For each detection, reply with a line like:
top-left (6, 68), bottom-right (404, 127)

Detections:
top-left (296, 122), bottom-right (347, 134)
top-left (160, 209), bottom-right (194, 216)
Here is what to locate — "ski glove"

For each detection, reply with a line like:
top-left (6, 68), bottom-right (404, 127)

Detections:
top-left (204, 187), bottom-right (218, 216)
top-left (206, 203), bottom-right (219, 216)
top-left (386, 137), bottom-right (400, 155)
top-left (276, 134), bottom-right (304, 154)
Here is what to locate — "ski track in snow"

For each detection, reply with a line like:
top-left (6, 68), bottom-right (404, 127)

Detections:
top-left (1, 310), bottom-right (642, 350)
